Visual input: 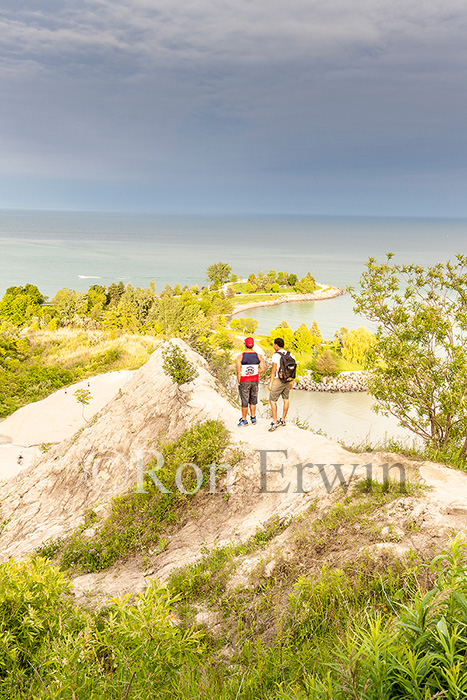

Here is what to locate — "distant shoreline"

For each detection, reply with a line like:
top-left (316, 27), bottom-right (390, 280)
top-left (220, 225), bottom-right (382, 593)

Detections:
top-left (229, 285), bottom-right (344, 316)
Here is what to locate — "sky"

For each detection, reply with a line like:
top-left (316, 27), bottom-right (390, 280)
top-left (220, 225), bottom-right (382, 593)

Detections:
top-left (1, 0), bottom-right (467, 216)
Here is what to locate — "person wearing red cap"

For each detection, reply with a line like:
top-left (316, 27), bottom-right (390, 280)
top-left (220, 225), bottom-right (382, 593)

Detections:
top-left (236, 337), bottom-right (265, 426)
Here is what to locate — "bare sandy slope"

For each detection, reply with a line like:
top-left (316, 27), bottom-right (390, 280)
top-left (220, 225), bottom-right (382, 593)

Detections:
top-left (0, 340), bottom-right (466, 603)
top-left (0, 371), bottom-right (134, 480)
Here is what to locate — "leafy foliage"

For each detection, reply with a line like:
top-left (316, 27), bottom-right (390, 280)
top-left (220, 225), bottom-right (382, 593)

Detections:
top-left (229, 317), bottom-right (258, 334)
top-left (308, 538), bottom-right (467, 699)
top-left (162, 343), bottom-right (199, 385)
top-left (0, 558), bottom-right (70, 677)
top-left (0, 562), bottom-right (204, 698)
top-left (315, 351), bottom-right (339, 377)
top-left (206, 261), bottom-right (232, 287)
top-left (0, 284), bottom-right (45, 326)
top-left (341, 326), bottom-right (376, 364)
top-left (351, 255), bottom-right (467, 454)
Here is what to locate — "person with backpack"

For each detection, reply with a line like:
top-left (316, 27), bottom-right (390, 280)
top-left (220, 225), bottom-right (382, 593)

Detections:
top-left (236, 337), bottom-right (265, 427)
top-left (268, 337), bottom-right (296, 431)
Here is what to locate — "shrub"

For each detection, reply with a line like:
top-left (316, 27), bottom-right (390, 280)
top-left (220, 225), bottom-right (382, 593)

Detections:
top-left (315, 351), bottom-right (338, 376)
top-left (0, 558), bottom-right (70, 676)
top-left (311, 539), bottom-right (467, 699)
top-left (162, 343), bottom-right (199, 385)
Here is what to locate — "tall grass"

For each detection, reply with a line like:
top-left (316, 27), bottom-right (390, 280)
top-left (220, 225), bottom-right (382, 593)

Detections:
top-left (0, 328), bottom-right (158, 417)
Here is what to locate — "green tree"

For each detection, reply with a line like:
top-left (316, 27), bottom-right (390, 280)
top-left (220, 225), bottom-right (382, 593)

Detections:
top-left (230, 317), bottom-right (258, 335)
top-left (113, 284), bottom-right (140, 331)
top-left (295, 275), bottom-right (316, 294)
top-left (342, 326), bottom-right (376, 365)
top-left (269, 326), bottom-right (295, 349)
top-left (216, 327), bottom-right (235, 351)
top-left (206, 262), bottom-right (232, 287)
top-left (85, 285), bottom-right (107, 319)
top-left (294, 323), bottom-right (314, 353)
top-left (0, 284), bottom-right (46, 325)
top-left (162, 343), bottom-right (199, 385)
top-left (107, 281), bottom-right (125, 307)
top-left (315, 351), bottom-right (338, 376)
top-left (332, 326), bottom-right (348, 351)
top-left (288, 273), bottom-right (298, 286)
top-left (52, 288), bottom-right (87, 324)
top-left (351, 254), bottom-right (467, 454)
top-left (256, 270), bottom-right (267, 290)
top-left (310, 320), bottom-right (323, 348)
top-left (74, 388), bottom-right (92, 422)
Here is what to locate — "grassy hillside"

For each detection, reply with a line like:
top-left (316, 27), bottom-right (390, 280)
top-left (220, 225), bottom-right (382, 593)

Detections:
top-left (3, 460), bottom-right (465, 698)
top-left (0, 328), bottom-right (158, 417)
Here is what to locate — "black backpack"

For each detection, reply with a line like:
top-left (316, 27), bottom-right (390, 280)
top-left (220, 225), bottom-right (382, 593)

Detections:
top-left (278, 351), bottom-right (297, 381)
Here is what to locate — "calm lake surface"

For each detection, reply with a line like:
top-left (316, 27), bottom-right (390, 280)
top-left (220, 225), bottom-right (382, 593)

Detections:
top-left (231, 294), bottom-right (375, 338)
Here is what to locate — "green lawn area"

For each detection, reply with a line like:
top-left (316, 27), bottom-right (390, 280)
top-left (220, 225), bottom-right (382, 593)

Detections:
top-left (231, 283), bottom-right (297, 294)
top-left (232, 291), bottom-right (304, 305)
top-left (337, 358), bottom-right (363, 371)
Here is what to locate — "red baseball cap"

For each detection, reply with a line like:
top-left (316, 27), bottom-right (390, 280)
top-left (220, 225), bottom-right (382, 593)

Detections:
top-left (244, 337), bottom-right (255, 347)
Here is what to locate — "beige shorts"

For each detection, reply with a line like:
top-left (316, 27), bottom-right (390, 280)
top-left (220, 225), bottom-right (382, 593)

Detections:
top-left (269, 378), bottom-right (291, 402)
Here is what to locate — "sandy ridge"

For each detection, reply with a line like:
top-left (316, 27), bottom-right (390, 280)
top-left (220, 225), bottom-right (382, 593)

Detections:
top-left (0, 340), bottom-right (466, 605)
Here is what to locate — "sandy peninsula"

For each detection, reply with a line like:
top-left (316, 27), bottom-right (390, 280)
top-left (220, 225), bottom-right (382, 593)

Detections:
top-left (230, 284), bottom-right (343, 316)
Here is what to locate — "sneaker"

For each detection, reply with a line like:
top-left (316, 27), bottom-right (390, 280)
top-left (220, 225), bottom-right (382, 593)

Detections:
top-left (250, 416), bottom-right (257, 425)
top-left (237, 418), bottom-right (249, 427)
top-left (279, 419), bottom-right (286, 427)
top-left (268, 420), bottom-right (280, 432)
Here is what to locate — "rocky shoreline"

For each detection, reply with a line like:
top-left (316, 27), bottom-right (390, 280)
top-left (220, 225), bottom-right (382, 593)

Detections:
top-left (294, 371), bottom-right (367, 393)
top-left (230, 285), bottom-right (343, 316)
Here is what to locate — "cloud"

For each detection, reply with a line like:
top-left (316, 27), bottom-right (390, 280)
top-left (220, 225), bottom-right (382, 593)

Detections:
top-left (1, 0), bottom-right (467, 213)
top-left (2, 0), bottom-right (466, 71)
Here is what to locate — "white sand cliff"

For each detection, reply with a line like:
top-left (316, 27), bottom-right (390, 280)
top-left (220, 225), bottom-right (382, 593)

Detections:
top-left (0, 370), bottom-right (135, 480)
top-left (0, 340), bottom-right (466, 603)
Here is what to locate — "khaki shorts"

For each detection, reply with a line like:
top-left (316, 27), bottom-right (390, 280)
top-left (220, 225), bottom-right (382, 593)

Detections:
top-left (269, 378), bottom-right (291, 402)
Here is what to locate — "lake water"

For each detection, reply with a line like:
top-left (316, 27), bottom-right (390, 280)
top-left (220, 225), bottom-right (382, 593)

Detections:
top-left (1, 210), bottom-right (466, 446)
top-left (231, 294), bottom-right (374, 338)
top-left (1, 211), bottom-right (466, 299)
top-left (257, 386), bottom-right (419, 448)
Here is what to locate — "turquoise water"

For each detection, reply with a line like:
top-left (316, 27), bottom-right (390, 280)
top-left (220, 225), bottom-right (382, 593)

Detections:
top-left (231, 295), bottom-right (373, 338)
top-left (257, 386), bottom-right (419, 447)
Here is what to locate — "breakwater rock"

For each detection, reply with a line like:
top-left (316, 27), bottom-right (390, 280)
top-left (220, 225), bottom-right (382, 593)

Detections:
top-left (295, 371), bottom-right (367, 393)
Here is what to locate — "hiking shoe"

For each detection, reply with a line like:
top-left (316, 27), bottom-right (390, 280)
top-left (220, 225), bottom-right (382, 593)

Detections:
top-left (268, 420), bottom-right (280, 432)
top-left (250, 416), bottom-right (257, 425)
top-left (237, 418), bottom-right (249, 427)
top-left (279, 419), bottom-right (286, 427)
